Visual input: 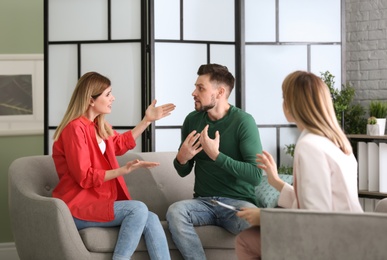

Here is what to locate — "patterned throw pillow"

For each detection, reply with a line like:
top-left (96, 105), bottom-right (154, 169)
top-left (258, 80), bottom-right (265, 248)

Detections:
top-left (255, 174), bottom-right (293, 208)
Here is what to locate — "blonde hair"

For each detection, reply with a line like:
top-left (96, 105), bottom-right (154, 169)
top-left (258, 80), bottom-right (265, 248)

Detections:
top-left (282, 71), bottom-right (352, 155)
top-left (53, 72), bottom-right (114, 141)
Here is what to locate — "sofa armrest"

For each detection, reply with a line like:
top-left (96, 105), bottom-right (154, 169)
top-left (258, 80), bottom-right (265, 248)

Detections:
top-left (260, 208), bottom-right (387, 260)
top-left (10, 192), bottom-right (91, 260)
top-left (375, 198), bottom-right (387, 213)
top-left (9, 156), bottom-right (91, 260)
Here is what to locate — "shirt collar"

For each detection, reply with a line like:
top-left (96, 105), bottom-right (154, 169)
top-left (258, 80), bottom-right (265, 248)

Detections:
top-left (79, 116), bottom-right (95, 126)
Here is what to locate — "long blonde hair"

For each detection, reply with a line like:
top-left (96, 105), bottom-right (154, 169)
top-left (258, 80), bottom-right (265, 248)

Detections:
top-left (53, 72), bottom-right (114, 141)
top-left (282, 71), bottom-right (352, 155)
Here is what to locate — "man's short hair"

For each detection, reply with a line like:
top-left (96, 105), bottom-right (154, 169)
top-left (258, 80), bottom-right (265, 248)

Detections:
top-left (197, 64), bottom-right (235, 93)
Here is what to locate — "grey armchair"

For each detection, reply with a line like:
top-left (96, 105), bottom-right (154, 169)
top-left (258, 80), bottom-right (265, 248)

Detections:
top-left (260, 198), bottom-right (387, 260)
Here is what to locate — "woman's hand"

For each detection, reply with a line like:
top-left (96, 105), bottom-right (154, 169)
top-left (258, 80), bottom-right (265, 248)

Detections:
top-left (122, 159), bottom-right (160, 174)
top-left (236, 207), bottom-right (261, 226)
top-left (144, 99), bottom-right (176, 122)
top-left (131, 100), bottom-right (176, 140)
top-left (256, 150), bottom-right (285, 192)
top-left (105, 160), bottom-right (160, 181)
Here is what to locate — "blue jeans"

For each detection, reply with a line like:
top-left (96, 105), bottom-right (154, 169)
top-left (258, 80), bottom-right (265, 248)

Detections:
top-left (166, 197), bottom-right (256, 260)
top-left (73, 200), bottom-right (170, 260)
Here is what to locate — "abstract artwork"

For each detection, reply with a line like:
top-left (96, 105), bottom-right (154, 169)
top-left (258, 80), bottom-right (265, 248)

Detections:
top-left (0, 74), bottom-right (33, 115)
top-left (0, 54), bottom-right (43, 135)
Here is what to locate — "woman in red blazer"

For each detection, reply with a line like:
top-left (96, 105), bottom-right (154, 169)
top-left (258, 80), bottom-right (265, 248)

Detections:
top-left (52, 71), bottom-right (175, 260)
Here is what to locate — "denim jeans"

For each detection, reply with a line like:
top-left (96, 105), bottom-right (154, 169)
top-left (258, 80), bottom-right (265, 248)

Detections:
top-left (73, 200), bottom-right (170, 260)
top-left (166, 197), bottom-right (256, 260)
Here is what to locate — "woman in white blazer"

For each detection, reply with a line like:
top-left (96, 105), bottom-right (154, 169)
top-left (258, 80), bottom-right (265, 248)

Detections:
top-left (235, 70), bottom-right (363, 260)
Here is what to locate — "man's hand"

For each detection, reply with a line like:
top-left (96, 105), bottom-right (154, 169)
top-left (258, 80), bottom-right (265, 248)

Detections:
top-left (200, 125), bottom-right (220, 161)
top-left (176, 130), bottom-right (203, 165)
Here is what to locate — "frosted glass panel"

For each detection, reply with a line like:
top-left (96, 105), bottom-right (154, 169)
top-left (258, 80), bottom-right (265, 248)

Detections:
top-left (155, 43), bottom-right (207, 126)
top-left (210, 44), bottom-right (236, 106)
top-left (48, 129), bottom-right (55, 155)
top-left (245, 0), bottom-right (276, 42)
top-left (81, 43), bottom-right (142, 126)
top-left (183, 0), bottom-right (234, 41)
top-left (111, 0), bottom-right (141, 40)
top-left (311, 45), bottom-right (342, 88)
top-left (48, 45), bottom-right (78, 126)
top-left (155, 0), bottom-right (180, 40)
top-left (155, 129), bottom-right (181, 152)
top-left (279, 127), bottom-right (299, 167)
top-left (279, 0), bottom-right (340, 42)
top-left (258, 127), bottom-right (277, 167)
top-left (49, 0), bottom-right (108, 41)
top-left (245, 45), bottom-right (307, 125)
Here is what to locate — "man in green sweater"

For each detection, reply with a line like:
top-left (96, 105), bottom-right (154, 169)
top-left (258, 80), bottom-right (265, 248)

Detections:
top-left (166, 63), bottom-right (263, 259)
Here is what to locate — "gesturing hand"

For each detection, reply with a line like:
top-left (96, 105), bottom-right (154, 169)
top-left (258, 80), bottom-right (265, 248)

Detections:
top-left (122, 159), bottom-right (160, 175)
top-left (200, 124), bottom-right (220, 161)
top-left (144, 99), bottom-right (176, 122)
top-left (256, 151), bottom-right (284, 191)
top-left (176, 130), bottom-right (203, 165)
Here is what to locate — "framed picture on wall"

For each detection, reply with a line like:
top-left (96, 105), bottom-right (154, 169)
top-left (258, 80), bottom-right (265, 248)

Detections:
top-left (0, 54), bottom-right (43, 135)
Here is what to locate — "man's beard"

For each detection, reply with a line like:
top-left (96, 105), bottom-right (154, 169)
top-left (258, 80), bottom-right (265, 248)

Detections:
top-left (195, 95), bottom-right (216, 112)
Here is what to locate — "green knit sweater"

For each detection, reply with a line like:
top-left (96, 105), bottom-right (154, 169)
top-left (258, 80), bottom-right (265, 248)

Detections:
top-left (174, 105), bottom-right (263, 205)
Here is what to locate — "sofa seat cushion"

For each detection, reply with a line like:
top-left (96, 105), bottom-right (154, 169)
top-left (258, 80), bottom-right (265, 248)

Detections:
top-left (79, 227), bottom-right (119, 253)
top-left (79, 220), bottom-right (236, 253)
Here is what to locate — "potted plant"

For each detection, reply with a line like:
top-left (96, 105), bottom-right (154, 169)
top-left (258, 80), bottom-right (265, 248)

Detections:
top-left (320, 71), bottom-right (367, 134)
top-left (369, 101), bottom-right (387, 135)
top-left (278, 144), bottom-right (295, 175)
top-left (367, 116), bottom-right (379, 136)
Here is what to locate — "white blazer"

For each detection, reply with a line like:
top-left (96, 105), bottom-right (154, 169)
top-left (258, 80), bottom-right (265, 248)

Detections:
top-left (278, 129), bottom-right (363, 212)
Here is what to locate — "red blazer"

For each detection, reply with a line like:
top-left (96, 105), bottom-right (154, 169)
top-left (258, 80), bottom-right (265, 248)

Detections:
top-left (52, 116), bottom-right (136, 222)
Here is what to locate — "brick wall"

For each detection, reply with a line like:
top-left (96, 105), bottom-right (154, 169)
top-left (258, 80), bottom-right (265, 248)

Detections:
top-left (346, 0), bottom-right (387, 107)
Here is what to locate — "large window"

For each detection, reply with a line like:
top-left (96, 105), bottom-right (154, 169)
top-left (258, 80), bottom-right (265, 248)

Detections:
top-left (45, 0), bottom-right (343, 167)
top-left (45, 0), bottom-right (144, 154)
top-left (244, 0), bottom-right (342, 164)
